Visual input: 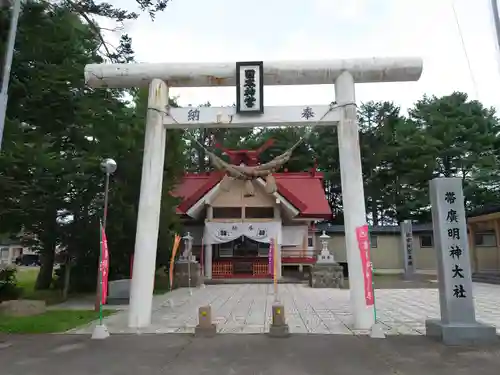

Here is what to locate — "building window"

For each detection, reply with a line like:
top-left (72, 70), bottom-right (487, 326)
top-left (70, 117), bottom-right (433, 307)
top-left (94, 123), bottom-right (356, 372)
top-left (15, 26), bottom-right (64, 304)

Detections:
top-left (0, 247), bottom-right (9, 264)
top-left (370, 235), bottom-right (378, 248)
top-left (307, 236), bottom-right (314, 248)
top-left (245, 207), bottom-right (274, 219)
top-left (258, 242), bottom-right (270, 257)
top-left (212, 207), bottom-right (242, 219)
top-left (217, 242), bottom-right (234, 257)
top-left (420, 235), bottom-right (433, 248)
top-left (475, 233), bottom-right (496, 247)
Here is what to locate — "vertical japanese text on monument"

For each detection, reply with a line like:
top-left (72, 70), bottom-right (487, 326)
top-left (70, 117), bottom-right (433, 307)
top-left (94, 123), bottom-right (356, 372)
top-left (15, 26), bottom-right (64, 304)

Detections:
top-left (405, 231), bottom-right (413, 266)
top-left (444, 191), bottom-right (466, 299)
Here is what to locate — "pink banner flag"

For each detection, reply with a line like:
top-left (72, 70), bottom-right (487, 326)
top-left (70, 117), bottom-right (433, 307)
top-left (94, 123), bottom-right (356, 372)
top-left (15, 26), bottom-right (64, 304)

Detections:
top-left (355, 225), bottom-right (374, 306)
top-left (268, 238), bottom-right (275, 276)
top-left (100, 224), bottom-right (110, 305)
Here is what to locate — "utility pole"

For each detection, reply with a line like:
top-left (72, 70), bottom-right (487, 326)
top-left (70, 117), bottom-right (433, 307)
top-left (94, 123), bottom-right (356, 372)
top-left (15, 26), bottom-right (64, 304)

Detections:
top-left (0, 0), bottom-right (21, 151)
top-left (491, 0), bottom-right (500, 59)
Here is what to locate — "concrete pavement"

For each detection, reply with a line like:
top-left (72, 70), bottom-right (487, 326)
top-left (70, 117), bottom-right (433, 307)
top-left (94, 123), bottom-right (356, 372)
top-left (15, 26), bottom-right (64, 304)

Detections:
top-left (1, 333), bottom-right (500, 375)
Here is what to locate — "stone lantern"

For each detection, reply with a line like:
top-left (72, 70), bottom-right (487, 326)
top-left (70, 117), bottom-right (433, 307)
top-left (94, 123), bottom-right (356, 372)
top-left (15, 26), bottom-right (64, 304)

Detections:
top-left (309, 230), bottom-right (344, 288)
top-left (174, 232), bottom-right (201, 289)
top-left (317, 230), bottom-right (335, 264)
top-left (181, 232), bottom-right (195, 262)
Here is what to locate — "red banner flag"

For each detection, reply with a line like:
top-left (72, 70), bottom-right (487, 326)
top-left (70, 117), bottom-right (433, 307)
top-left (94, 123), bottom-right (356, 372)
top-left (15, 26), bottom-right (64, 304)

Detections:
top-left (355, 224), bottom-right (374, 307)
top-left (100, 224), bottom-right (110, 305)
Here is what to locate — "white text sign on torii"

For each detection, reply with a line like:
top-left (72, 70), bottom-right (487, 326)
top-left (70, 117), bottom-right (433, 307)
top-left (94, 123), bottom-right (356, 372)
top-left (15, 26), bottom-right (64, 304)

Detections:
top-left (84, 57), bottom-right (423, 330)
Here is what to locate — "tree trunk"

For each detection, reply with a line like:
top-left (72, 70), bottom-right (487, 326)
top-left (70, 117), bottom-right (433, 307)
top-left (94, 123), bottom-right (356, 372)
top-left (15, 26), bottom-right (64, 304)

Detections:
top-left (62, 254), bottom-right (71, 300)
top-left (35, 214), bottom-right (57, 290)
top-left (371, 202), bottom-right (379, 226)
top-left (35, 244), bottom-right (55, 290)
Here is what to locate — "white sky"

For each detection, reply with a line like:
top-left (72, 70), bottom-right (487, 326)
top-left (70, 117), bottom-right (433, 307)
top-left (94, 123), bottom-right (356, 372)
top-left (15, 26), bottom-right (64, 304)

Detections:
top-left (104, 0), bottom-right (500, 112)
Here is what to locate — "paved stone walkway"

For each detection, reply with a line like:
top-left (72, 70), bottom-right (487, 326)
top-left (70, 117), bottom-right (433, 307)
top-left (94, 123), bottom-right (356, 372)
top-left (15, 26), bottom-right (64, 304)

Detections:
top-left (69, 283), bottom-right (500, 335)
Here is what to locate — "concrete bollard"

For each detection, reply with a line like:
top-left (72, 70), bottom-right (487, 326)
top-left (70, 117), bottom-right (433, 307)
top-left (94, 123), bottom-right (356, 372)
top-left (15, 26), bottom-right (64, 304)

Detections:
top-left (268, 304), bottom-right (290, 338)
top-left (194, 305), bottom-right (217, 338)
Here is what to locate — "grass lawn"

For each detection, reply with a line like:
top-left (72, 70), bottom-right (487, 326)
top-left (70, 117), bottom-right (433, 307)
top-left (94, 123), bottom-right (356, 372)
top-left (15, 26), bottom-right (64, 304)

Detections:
top-left (15, 267), bottom-right (66, 305)
top-left (0, 310), bottom-right (115, 334)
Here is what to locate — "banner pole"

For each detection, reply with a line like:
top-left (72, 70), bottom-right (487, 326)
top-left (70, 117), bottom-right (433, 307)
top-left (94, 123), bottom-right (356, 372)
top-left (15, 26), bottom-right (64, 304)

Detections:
top-left (273, 237), bottom-right (278, 302)
top-left (368, 225), bottom-right (377, 323)
top-left (368, 224), bottom-right (385, 338)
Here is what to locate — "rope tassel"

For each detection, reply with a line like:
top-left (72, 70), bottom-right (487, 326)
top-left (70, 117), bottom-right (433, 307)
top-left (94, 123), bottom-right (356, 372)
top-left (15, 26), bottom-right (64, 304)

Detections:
top-left (265, 174), bottom-right (277, 194)
top-left (220, 175), bottom-right (234, 192)
top-left (244, 180), bottom-right (255, 197)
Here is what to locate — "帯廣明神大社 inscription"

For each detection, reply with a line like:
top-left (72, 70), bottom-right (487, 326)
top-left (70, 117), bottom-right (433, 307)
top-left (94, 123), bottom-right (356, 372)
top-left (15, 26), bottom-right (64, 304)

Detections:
top-left (444, 190), bottom-right (467, 298)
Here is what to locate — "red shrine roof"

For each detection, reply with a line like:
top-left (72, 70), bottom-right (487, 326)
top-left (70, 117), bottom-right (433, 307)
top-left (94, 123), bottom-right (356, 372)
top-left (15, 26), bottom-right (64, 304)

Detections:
top-left (171, 169), bottom-right (333, 219)
top-left (172, 141), bottom-right (332, 219)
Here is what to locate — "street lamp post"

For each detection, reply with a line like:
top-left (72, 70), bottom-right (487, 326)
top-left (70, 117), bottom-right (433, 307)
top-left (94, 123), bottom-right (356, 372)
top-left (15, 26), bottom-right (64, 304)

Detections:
top-left (100, 158), bottom-right (117, 229)
top-left (94, 158), bottom-right (117, 312)
top-left (0, 0), bottom-right (22, 151)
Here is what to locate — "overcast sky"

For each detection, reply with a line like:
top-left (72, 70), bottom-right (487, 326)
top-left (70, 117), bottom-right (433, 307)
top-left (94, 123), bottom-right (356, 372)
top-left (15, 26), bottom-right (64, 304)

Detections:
top-left (106, 0), bottom-right (500, 112)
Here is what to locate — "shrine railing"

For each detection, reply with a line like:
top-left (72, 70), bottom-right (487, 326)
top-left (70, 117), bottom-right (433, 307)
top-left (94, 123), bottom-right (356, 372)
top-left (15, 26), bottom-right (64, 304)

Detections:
top-left (281, 249), bottom-right (316, 264)
top-left (211, 251), bottom-right (317, 278)
top-left (212, 259), bottom-right (270, 278)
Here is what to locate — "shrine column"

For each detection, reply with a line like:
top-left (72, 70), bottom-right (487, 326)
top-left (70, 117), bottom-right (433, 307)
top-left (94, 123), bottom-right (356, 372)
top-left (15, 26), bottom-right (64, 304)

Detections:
top-left (205, 205), bottom-right (213, 279)
top-left (128, 79), bottom-right (168, 328)
top-left (335, 71), bottom-right (375, 330)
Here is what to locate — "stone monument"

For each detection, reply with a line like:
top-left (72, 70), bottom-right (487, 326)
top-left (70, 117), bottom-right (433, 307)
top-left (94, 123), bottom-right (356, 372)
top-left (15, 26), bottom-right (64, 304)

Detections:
top-left (195, 305), bottom-right (217, 337)
top-left (309, 231), bottom-right (344, 288)
top-left (426, 178), bottom-right (497, 345)
top-left (400, 220), bottom-right (415, 279)
top-left (268, 304), bottom-right (290, 338)
top-left (107, 279), bottom-right (131, 304)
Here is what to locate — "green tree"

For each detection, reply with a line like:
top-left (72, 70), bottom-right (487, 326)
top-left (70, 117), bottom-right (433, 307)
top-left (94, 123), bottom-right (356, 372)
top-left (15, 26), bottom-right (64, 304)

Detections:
top-left (0, 0), bottom-right (183, 293)
top-left (408, 92), bottom-right (500, 216)
top-left (1, 3), bottom-right (115, 289)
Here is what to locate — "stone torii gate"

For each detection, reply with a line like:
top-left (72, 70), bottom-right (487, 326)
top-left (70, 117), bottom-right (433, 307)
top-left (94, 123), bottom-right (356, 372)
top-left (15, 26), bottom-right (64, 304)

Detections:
top-left (84, 58), bottom-right (423, 330)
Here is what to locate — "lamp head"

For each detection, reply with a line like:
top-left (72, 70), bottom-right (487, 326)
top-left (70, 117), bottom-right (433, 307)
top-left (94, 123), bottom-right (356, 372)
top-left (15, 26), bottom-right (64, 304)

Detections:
top-left (101, 158), bottom-right (117, 174)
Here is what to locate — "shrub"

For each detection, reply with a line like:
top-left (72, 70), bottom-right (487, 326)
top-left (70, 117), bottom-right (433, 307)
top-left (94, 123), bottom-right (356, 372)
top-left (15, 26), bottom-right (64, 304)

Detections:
top-left (0, 266), bottom-right (23, 302)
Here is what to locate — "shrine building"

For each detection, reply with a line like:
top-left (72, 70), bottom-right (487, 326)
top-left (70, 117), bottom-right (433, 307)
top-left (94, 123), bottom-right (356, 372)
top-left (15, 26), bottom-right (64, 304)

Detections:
top-left (172, 141), bottom-right (332, 279)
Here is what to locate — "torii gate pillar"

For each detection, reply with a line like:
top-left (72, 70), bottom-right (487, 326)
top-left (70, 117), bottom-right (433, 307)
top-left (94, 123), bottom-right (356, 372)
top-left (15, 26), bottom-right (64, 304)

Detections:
top-left (335, 71), bottom-right (373, 329)
top-left (85, 57), bottom-right (423, 330)
top-left (128, 79), bottom-right (168, 328)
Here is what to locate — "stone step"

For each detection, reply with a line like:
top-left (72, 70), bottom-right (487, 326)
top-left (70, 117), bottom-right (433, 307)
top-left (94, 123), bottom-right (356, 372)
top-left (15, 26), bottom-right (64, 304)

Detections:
top-left (205, 277), bottom-right (302, 285)
top-left (472, 273), bottom-right (500, 285)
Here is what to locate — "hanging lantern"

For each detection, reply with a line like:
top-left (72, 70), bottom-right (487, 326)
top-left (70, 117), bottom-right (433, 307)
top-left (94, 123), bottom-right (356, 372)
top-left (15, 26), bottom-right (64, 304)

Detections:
top-left (220, 175), bottom-right (234, 192)
top-left (264, 174), bottom-right (277, 194)
top-left (244, 180), bottom-right (255, 197)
